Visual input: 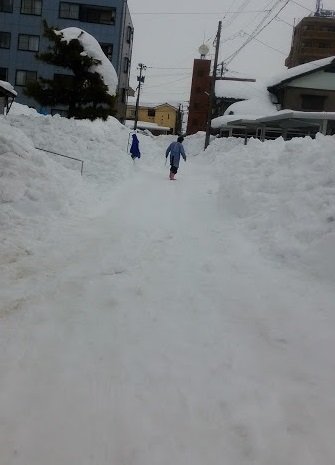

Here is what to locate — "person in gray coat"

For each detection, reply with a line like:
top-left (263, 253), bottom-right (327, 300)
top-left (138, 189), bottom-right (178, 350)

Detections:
top-left (165, 136), bottom-right (186, 180)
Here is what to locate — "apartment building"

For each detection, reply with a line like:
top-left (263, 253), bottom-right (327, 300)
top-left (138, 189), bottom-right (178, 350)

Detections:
top-left (286, 13), bottom-right (335, 68)
top-left (0, 0), bottom-right (133, 119)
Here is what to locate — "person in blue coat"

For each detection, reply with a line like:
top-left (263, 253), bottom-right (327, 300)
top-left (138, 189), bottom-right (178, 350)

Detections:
top-left (165, 136), bottom-right (186, 180)
top-left (130, 133), bottom-right (141, 160)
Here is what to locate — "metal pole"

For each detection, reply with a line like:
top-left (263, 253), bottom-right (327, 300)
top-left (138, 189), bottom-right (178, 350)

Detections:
top-left (204, 21), bottom-right (222, 150)
top-left (134, 63), bottom-right (146, 131)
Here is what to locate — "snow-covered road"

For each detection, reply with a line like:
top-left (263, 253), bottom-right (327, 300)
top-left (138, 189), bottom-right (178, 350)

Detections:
top-left (1, 159), bottom-right (335, 465)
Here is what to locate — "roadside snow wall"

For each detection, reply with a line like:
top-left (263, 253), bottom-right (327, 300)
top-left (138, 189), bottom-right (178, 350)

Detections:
top-left (207, 135), bottom-right (335, 280)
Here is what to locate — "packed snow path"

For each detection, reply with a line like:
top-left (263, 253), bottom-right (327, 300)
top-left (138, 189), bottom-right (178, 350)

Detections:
top-left (1, 159), bottom-right (335, 465)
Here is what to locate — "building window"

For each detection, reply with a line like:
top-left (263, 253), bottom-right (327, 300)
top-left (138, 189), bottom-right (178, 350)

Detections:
top-left (318, 42), bottom-right (329, 48)
top-left (59, 2), bottom-right (79, 19)
top-left (123, 58), bottom-right (128, 72)
top-left (126, 26), bottom-right (133, 43)
top-left (128, 108), bottom-right (135, 118)
top-left (18, 34), bottom-right (39, 51)
top-left (21, 0), bottom-right (42, 15)
top-left (0, 0), bottom-right (13, 13)
top-left (301, 94), bottom-right (326, 111)
top-left (59, 2), bottom-right (116, 24)
top-left (80, 5), bottom-right (116, 25)
top-left (100, 43), bottom-right (113, 61)
top-left (148, 108), bottom-right (156, 117)
top-left (123, 57), bottom-right (130, 73)
top-left (0, 31), bottom-right (10, 48)
top-left (15, 70), bottom-right (37, 86)
top-left (0, 67), bottom-right (8, 80)
top-left (301, 41), bottom-right (313, 47)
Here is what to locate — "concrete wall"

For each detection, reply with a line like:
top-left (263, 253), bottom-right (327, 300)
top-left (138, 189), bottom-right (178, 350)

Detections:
top-left (288, 69), bottom-right (335, 90)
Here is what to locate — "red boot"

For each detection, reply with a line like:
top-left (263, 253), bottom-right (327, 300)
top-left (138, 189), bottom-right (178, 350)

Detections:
top-left (169, 171), bottom-right (175, 180)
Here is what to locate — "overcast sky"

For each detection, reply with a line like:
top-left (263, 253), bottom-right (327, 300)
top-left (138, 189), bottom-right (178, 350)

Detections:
top-left (127, 0), bottom-right (335, 103)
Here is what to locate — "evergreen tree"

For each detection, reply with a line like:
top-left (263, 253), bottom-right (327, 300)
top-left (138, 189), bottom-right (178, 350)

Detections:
top-left (25, 23), bottom-right (116, 120)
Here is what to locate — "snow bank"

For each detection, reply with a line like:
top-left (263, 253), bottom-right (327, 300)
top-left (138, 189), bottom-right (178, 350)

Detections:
top-left (0, 110), bottom-right (158, 264)
top-left (206, 135), bottom-right (335, 279)
top-left (0, 119), bottom-right (83, 263)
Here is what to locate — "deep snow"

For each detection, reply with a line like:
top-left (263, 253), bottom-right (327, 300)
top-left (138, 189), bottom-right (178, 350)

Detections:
top-left (1, 109), bottom-right (335, 465)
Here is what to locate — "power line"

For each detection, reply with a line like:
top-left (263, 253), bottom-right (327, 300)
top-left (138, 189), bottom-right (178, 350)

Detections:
top-left (275, 16), bottom-right (294, 27)
top-left (147, 67), bottom-right (192, 70)
top-left (241, 31), bottom-right (287, 55)
top-left (132, 9), bottom-right (272, 15)
top-left (143, 75), bottom-right (191, 90)
top-left (290, 0), bottom-right (314, 12)
top-left (224, 0), bottom-right (291, 65)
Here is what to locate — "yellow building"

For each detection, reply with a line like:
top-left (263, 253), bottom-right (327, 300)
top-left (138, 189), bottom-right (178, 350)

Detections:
top-left (126, 100), bottom-right (181, 134)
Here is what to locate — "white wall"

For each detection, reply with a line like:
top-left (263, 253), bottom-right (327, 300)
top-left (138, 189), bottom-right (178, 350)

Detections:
top-left (289, 70), bottom-right (335, 90)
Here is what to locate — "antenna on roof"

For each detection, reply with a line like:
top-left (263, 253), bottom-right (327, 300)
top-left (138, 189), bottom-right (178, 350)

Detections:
top-left (315, 0), bottom-right (322, 15)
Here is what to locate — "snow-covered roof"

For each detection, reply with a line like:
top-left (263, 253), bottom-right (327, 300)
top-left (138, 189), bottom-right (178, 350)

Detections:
top-left (267, 56), bottom-right (335, 89)
top-left (257, 110), bottom-right (335, 122)
top-left (55, 27), bottom-right (118, 96)
top-left (125, 120), bottom-right (170, 132)
top-left (127, 97), bottom-right (179, 109)
top-left (212, 109), bottom-right (335, 129)
top-left (215, 79), bottom-right (265, 100)
top-left (0, 80), bottom-right (17, 97)
top-left (212, 114), bottom-right (254, 129)
top-left (224, 96), bottom-right (277, 116)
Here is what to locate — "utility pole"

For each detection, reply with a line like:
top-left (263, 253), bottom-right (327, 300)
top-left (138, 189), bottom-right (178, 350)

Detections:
top-left (204, 21), bottom-right (222, 150)
top-left (134, 63), bottom-right (146, 130)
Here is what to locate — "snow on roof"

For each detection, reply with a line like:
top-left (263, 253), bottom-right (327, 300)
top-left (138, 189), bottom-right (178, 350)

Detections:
top-left (212, 94), bottom-right (277, 129)
top-left (0, 80), bottom-right (17, 97)
top-left (212, 109), bottom-right (335, 129)
top-left (125, 120), bottom-right (170, 131)
top-left (211, 114), bottom-right (254, 129)
top-left (267, 56), bottom-right (335, 89)
top-left (56, 27), bottom-right (118, 96)
top-left (224, 96), bottom-right (277, 116)
top-left (127, 97), bottom-right (179, 109)
top-left (215, 79), bottom-right (266, 100)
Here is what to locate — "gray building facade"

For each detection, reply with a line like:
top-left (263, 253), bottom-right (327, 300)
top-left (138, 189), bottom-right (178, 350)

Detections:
top-left (0, 0), bottom-right (133, 120)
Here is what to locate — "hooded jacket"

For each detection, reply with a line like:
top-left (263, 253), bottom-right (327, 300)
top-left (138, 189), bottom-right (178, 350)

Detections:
top-left (165, 141), bottom-right (186, 167)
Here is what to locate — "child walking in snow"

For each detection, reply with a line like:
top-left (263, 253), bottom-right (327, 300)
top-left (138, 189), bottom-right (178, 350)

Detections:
top-left (165, 136), bottom-right (186, 180)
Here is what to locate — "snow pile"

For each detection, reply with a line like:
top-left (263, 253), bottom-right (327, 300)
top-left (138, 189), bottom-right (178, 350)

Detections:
top-left (5, 113), bottom-right (135, 185)
top-left (206, 134), bottom-right (335, 279)
top-left (0, 119), bottom-right (83, 263)
top-left (224, 96), bottom-right (276, 116)
top-left (9, 102), bottom-right (40, 116)
top-left (0, 111), bottom-right (159, 264)
top-left (215, 79), bottom-right (265, 100)
top-left (56, 27), bottom-right (118, 96)
top-left (212, 92), bottom-right (277, 129)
